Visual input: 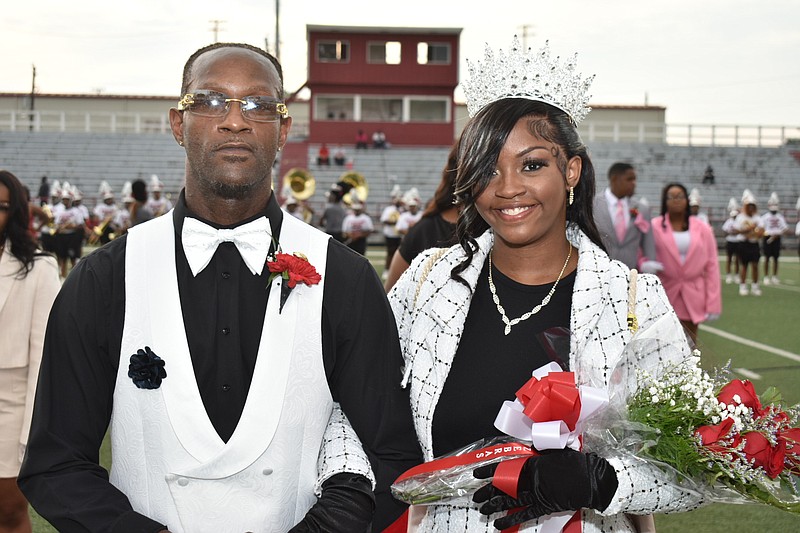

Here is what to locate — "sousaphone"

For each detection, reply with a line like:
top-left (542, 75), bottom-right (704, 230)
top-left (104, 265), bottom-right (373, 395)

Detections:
top-left (338, 171), bottom-right (368, 206)
top-left (282, 167), bottom-right (316, 200)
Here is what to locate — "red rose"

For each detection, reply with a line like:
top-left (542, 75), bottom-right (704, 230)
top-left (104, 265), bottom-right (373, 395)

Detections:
top-left (764, 406), bottom-right (790, 426)
top-left (742, 431), bottom-right (785, 479)
top-left (695, 418), bottom-right (741, 453)
top-left (717, 380), bottom-right (763, 416)
top-left (779, 428), bottom-right (800, 475)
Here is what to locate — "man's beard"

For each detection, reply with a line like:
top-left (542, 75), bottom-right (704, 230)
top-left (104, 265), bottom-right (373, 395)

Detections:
top-left (190, 158), bottom-right (272, 200)
top-left (206, 178), bottom-right (262, 200)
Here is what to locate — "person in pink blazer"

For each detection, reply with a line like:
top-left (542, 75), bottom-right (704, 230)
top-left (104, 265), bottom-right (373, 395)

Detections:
top-left (651, 182), bottom-right (721, 343)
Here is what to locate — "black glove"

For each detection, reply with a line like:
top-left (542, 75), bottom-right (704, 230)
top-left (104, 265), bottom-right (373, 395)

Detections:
top-left (288, 473), bottom-right (375, 532)
top-left (472, 448), bottom-right (618, 530)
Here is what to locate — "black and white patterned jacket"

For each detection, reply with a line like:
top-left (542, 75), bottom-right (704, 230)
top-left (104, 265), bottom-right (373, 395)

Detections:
top-left (388, 224), bottom-right (704, 532)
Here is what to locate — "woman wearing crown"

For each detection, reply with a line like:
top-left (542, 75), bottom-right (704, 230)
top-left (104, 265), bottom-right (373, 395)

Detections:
top-left (387, 38), bottom-right (703, 532)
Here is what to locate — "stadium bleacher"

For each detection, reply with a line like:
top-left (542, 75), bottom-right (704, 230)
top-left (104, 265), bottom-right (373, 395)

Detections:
top-left (2, 132), bottom-right (798, 248)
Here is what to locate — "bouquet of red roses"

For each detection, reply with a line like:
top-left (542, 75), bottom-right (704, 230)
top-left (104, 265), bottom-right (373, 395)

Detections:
top-left (585, 315), bottom-right (800, 513)
top-left (392, 315), bottom-right (800, 518)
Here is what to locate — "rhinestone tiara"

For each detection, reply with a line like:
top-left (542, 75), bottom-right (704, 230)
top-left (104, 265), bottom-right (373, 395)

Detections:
top-left (462, 37), bottom-right (594, 124)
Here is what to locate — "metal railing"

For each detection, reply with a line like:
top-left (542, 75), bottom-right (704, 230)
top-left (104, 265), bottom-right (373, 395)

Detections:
top-left (1, 109), bottom-right (798, 147)
top-left (0, 110), bottom-right (171, 134)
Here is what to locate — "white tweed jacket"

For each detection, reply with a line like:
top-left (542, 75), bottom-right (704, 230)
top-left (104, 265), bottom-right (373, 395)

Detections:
top-left (388, 225), bottom-right (704, 532)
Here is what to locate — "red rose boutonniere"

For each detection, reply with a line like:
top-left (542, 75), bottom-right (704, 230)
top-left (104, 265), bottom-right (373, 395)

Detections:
top-left (267, 252), bottom-right (321, 312)
top-left (629, 207), bottom-right (639, 218)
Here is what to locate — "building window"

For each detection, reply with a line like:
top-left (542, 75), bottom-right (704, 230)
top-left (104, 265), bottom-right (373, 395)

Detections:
top-left (367, 41), bottom-right (402, 65)
top-left (315, 96), bottom-right (354, 120)
top-left (417, 42), bottom-right (451, 65)
top-left (361, 97), bottom-right (403, 122)
top-left (317, 40), bottom-right (350, 62)
top-left (409, 98), bottom-right (449, 122)
top-left (313, 94), bottom-right (450, 123)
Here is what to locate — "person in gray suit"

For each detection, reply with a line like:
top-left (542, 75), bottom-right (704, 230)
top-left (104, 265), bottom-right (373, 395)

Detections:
top-left (593, 162), bottom-right (662, 273)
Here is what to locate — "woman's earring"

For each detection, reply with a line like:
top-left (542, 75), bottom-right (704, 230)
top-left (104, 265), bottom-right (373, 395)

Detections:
top-left (178, 139), bottom-right (184, 146)
top-left (568, 186), bottom-right (574, 206)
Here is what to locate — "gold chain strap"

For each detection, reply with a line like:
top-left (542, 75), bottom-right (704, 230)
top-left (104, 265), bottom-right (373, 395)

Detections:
top-left (413, 248), bottom-right (447, 309)
top-left (627, 268), bottom-right (639, 332)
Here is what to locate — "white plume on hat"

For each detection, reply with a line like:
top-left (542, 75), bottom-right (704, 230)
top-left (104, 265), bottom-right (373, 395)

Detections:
top-left (99, 181), bottom-right (114, 200)
top-left (727, 197), bottom-right (739, 212)
top-left (688, 188), bottom-right (702, 207)
top-left (741, 189), bottom-right (757, 205)
top-left (60, 181), bottom-right (73, 199)
top-left (50, 180), bottom-right (61, 198)
top-left (72, 186), bottom-right (83, 201)
top-left (121, 181), bottom-right (133, 203)
top-left (403, 187), bottom-right (421, 206)
top-left (150, 174), bottom-right (163, 192)
top-left (390, 184), bottom-right (402, 200)
top-left (347, 185), bottom-right (364, 207)
top-left (767, 192), bottom-right (780, 210)
top-left (796, 196), bottom-right (800, 211)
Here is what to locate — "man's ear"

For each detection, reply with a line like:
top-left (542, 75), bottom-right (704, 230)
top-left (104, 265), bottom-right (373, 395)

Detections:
top-left (169, 108), bottom-right (185, 146)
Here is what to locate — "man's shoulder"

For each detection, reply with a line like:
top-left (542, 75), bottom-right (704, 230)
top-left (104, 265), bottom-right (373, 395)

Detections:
top-left (69, 234), bottom-right (128, 283)
top-left (325, 238), bottom-right (373, 281)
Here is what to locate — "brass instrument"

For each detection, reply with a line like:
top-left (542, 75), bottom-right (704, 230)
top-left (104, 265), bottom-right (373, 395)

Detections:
top-left (282, 168), bottom-right (316, 200)
top-left (281, 168), bottom-right (316, 223)
top-left (41, 204), bottom-right (57, 235)
top-left (88, 216), bottom-right (116, 245)
top-left (338, 171), bottom-right (368, 206)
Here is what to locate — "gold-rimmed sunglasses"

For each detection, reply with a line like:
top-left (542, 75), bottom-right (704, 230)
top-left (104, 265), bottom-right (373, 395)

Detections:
top-left (178, 90), bottom-right (288, 122)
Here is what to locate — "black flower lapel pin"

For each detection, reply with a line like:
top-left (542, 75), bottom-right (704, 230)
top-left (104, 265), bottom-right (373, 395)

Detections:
top-left (128, 346), bottom-right (167, 389)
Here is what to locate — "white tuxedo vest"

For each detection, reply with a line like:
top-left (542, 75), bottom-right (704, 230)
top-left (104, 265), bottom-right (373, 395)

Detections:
top-left (110, 212), bottom-right (331, 532)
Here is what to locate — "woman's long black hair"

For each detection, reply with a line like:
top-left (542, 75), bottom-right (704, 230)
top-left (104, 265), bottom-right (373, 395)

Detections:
top-left (659, 182), bottom-right (691, 231)
top-left (421, 141), bottom-right (459, 218)
top-left (450, 98), bottom-right (605, 284)
top-left (0, 169), bottom-right (42, 276)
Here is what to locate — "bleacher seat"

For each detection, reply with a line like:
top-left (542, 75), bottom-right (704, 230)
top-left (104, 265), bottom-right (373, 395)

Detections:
top-left (2, 132), bottom-right (797, 248)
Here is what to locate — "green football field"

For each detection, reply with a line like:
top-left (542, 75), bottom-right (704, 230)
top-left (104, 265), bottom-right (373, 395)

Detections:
top-left (29, 251), bottom-right (800, 532)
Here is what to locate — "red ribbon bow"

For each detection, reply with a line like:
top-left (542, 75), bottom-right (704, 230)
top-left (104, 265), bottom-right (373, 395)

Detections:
top-left (516, 372), bottom-right (581, 432)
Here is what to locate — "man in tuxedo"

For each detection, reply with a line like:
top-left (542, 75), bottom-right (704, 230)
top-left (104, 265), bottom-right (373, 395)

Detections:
top-left (19, 43), bottom-right (421, 533)
top-left (592, 162), bottom-right (662, 273)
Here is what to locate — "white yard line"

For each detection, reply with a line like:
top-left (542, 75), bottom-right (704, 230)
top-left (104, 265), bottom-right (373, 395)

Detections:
top-left (768, 282), bottom-right (800, 293)
top-left (699, 325), bottom-right (800, 363)
top-left (733, 368), bottom-right (763, 380)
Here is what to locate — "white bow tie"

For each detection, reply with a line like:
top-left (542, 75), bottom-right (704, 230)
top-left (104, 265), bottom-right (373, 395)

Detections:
top-left (182, 216), bottom-right (272, 276)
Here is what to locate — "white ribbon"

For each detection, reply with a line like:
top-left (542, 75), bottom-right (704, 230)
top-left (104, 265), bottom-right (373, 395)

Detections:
top-left (494, 362), bottom-right (609, 452)
top-left (182, 216), bottom-right (272, 276)
top-left (493, 362), bottom-right (609, 533)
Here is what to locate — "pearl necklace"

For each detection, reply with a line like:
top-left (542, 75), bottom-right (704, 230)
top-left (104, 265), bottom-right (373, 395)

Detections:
top-left (488, 245), bottom-right (573, 335)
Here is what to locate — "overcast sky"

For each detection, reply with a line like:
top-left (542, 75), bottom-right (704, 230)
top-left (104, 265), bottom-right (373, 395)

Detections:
top-left (3, 0), bottom-right (798, 127)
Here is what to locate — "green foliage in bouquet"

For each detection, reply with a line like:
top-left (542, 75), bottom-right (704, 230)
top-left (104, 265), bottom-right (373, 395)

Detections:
top-left (625, 355), bottom-right (800, 513)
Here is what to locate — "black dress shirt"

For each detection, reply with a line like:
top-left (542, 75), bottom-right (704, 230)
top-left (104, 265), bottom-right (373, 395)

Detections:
top-left (18, 191), bottom-right (422, 533)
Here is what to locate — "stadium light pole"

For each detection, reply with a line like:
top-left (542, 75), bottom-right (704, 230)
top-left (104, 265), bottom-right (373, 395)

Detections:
top-left (274, 0), bottom-right (280, 62)
top-left (29, 65), bottom-right (36, 132)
